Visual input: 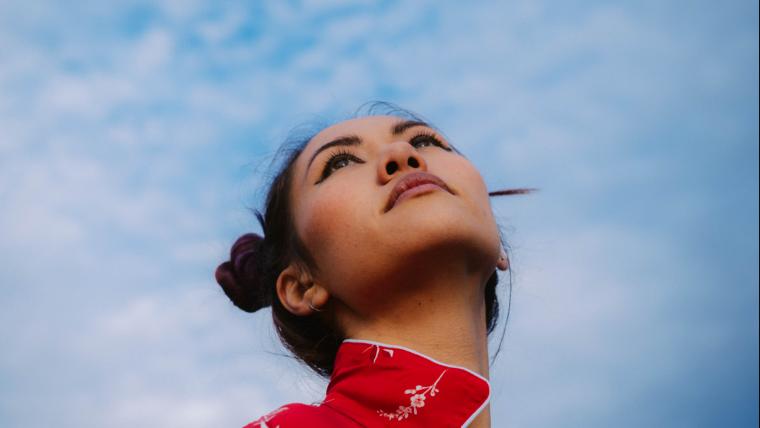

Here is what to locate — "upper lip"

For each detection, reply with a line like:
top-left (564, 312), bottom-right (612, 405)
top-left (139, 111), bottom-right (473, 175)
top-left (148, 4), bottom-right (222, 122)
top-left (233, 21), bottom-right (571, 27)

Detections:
top-left (384, 171), bottom-right (453, 212)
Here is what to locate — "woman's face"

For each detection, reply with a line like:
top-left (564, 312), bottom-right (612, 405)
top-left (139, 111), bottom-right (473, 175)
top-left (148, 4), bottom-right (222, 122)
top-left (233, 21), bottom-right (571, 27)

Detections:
top-left (288, 115), bottom-right (502, 313)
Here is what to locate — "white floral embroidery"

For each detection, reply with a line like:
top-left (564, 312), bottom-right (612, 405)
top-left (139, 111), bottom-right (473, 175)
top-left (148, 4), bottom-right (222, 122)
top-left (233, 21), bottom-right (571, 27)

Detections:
top-left (410, 394), bottom-right (425, 407)
top-left (377, 370), bottom-right (447, 421)
top-left (253, 406), bottom-right (288, 428)
top-left (362, 344), bottom-right (396, 363)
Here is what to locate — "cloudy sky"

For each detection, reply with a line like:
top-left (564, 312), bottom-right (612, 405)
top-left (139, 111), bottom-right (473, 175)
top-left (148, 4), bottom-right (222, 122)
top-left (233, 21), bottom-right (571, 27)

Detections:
top-left (0, 1), bottom-right (757, 427)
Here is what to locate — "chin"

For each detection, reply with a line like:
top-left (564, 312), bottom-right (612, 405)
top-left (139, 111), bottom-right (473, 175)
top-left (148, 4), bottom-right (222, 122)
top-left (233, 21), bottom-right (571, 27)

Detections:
top-left (381, 196), bottom-right (497, 265)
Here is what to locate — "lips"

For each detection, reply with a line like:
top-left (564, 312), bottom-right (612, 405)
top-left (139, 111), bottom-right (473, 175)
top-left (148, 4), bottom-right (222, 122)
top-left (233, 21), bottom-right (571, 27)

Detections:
top-left (384, 171), bottom-right (453, 212)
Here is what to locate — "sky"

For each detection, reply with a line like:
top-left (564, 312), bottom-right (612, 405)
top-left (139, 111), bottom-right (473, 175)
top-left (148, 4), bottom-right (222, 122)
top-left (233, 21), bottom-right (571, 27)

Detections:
top-left (0, 0), bottom-right (757, 427)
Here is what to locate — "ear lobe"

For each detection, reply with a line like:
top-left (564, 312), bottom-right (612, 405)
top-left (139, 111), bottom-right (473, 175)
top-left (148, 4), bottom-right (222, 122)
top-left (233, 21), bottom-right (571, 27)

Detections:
top-left (497, 249), bottom-right (510, 271)
top-left (275, 264), bottom-right (328, 316)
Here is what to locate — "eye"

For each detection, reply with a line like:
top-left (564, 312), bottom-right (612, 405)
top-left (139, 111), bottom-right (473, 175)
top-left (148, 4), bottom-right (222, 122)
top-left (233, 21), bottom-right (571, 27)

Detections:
top-left (316, 150), bottom-right (365, 184)
top-left (409, 132), bottom-right (452, 151)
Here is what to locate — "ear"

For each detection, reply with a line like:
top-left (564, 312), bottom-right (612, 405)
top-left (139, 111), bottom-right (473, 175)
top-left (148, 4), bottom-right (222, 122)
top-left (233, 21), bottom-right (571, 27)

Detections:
top-left (275, 263), bottom-right (329, 316)
top-left (496, 248), bottom-right (510, 271)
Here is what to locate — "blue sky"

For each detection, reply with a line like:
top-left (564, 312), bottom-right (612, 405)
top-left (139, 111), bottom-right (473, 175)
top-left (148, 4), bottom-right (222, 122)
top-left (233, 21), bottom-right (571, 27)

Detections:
top-left (0, 1), bottom-right (757, 427)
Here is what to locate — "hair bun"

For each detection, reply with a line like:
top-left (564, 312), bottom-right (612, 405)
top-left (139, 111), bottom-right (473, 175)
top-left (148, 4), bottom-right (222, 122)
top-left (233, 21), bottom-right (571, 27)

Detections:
top-left (215, 233), bottom-right (271, 312)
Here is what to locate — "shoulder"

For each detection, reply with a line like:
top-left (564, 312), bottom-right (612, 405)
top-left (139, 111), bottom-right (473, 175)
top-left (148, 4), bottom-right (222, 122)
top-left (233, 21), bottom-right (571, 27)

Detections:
top-left (243, 402), bottom-right (352, 428)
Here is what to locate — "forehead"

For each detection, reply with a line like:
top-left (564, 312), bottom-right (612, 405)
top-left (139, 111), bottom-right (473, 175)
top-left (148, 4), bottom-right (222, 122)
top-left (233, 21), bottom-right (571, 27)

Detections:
top-left (307, 115), bottom-right (402, 149)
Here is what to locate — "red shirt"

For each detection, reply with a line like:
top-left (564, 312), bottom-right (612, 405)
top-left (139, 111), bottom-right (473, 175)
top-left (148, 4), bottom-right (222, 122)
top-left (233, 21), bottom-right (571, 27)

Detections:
top-left (244, 339), bottom-right (491, 428)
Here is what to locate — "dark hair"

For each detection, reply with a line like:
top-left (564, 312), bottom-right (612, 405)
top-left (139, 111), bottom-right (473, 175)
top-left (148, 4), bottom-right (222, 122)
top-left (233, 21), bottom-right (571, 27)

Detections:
top-left (215, 102), bottom-right (537, 377)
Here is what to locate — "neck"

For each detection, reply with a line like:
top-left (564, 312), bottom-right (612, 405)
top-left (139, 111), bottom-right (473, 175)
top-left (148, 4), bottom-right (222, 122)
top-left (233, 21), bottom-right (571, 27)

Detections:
top-left (340, 267), bottom-right (492, 428)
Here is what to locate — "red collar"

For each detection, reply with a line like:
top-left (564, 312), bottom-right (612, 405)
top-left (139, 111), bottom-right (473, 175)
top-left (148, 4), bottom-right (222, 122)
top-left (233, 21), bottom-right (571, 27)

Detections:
top-left (246, 339), bottom-right (491, 427)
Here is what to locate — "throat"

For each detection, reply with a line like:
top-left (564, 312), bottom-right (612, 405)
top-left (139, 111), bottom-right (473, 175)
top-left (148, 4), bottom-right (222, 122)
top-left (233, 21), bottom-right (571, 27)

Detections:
top-left (343, 284), bottom-right (491, 379)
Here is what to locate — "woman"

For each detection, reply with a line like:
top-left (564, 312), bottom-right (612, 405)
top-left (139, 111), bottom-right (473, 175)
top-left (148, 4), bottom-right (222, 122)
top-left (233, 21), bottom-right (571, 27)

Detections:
top-left (215, 103), bottom-right (534, 427)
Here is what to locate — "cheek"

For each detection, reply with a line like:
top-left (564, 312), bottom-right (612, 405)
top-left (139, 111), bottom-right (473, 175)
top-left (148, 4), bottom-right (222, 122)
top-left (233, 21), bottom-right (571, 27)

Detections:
top-left (443, 158), bottom-right (492, 216)
top-left (439, 157), bottom-right (501, 242)
top-left (295, 181), bottom-right (374, 266)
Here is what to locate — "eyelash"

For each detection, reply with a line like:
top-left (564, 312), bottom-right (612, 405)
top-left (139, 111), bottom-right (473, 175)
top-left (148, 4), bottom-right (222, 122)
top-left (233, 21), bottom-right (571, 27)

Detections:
top-left (316, 132), bottom-right (453, 184)
top-left (408, 132), bottom-right (452, 151)
top-left (316, 149), bottom-right (364, 184)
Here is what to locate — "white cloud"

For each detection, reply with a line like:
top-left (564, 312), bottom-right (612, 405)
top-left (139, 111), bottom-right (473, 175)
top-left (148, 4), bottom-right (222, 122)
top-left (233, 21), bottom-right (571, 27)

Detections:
top-left (0, 0), bottom-right (756, 426)
top-left (129, 28), bottom-right (175, 75)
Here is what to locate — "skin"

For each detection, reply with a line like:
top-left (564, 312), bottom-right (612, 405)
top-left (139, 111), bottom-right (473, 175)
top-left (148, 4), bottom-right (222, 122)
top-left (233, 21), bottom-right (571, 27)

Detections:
top-left (275, 115), bottom-right (508, 428)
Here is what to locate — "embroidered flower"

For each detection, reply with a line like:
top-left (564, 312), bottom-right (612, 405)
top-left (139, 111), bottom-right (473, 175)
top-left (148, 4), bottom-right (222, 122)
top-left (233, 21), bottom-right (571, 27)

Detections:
top-left (253, 406), bottom-right (288, 428)
top-left (376, 370), bottom-right (447, 421)
top-left (363, 344), bottom-right (396, 363)
top-left (410, 394), bottom-right (426, 408)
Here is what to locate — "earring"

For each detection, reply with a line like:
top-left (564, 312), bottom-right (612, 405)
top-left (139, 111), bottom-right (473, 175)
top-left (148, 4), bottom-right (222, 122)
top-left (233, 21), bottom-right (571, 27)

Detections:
top-left (308, 302), bottom-right (323, 312)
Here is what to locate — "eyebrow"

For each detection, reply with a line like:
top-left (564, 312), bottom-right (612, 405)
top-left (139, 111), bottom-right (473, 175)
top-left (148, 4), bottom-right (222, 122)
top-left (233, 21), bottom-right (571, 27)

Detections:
top-left (306, 135), bottom-right (362, 175)
top-left (392, 120), bottom-right (429, 135)
top-left (305, 120), bottom-right (431, 176)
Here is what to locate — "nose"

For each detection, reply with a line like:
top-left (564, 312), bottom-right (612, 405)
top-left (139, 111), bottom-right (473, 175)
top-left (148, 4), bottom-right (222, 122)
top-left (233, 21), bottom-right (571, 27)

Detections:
top-left (377, 141), bottom-right (427, 184)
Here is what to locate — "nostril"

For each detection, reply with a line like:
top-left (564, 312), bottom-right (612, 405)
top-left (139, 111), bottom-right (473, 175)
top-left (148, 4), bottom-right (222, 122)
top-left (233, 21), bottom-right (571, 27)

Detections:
top-left (386, 161), bottom-right (398, 175)
top-left (407, 157), bottom-right (419, 168)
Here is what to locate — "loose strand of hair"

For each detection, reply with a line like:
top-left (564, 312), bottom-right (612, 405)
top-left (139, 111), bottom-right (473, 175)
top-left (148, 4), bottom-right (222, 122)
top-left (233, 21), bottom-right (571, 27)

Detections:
top-left (488, 187), bottom-right (539, 197)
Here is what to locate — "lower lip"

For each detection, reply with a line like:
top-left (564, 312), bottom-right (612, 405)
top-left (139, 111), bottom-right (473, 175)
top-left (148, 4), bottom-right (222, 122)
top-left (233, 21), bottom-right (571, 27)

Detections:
top-left (392, 183), bottom-right (445, 209)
